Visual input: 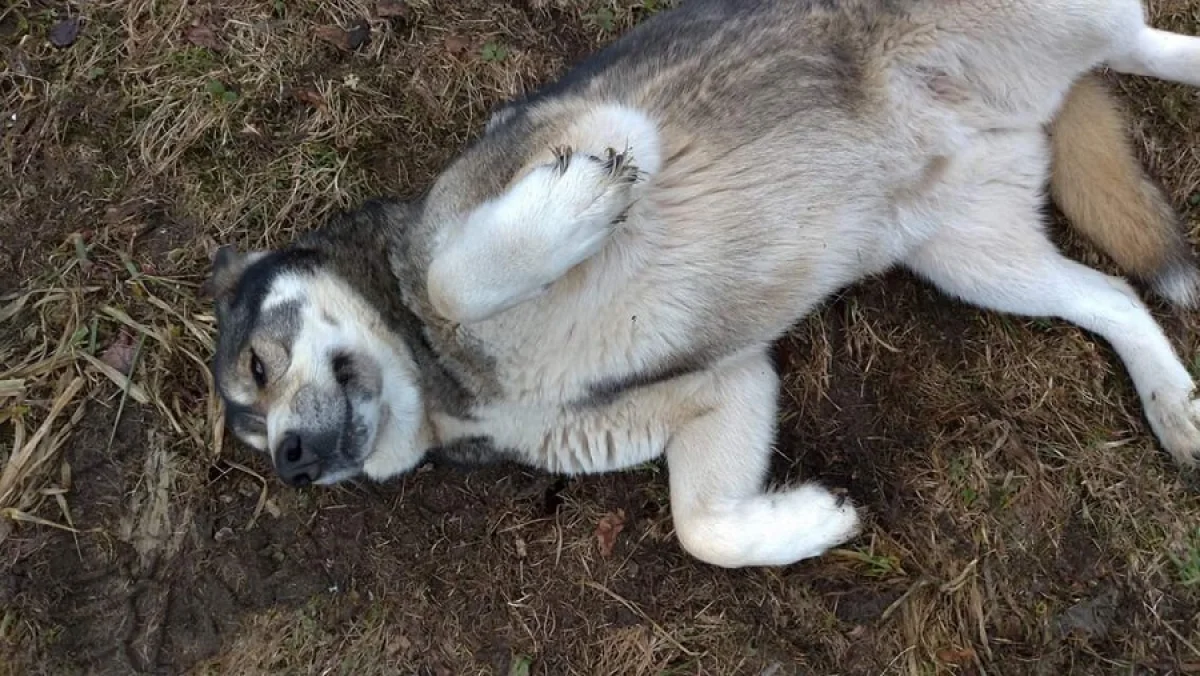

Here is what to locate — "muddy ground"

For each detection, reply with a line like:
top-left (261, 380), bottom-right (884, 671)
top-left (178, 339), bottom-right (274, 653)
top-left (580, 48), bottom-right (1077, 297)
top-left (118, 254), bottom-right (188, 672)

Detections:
top-left (2, 1), bottom-right (1200, 674)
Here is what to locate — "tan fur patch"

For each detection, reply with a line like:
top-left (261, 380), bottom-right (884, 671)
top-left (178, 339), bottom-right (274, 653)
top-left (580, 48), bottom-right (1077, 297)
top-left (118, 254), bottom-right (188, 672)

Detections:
top-left (1049, 74), bottom-right (1191, 282)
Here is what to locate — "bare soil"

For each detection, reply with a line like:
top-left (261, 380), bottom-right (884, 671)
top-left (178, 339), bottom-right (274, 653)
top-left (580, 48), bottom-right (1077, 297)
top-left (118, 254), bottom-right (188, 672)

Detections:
top-left (2, 1), bottom-right (1199, 675)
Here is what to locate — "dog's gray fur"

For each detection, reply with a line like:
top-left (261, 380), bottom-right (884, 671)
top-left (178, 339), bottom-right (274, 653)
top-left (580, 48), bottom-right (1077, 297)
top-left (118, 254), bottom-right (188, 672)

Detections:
top-left (210, 0), bottom-right (1200, 567)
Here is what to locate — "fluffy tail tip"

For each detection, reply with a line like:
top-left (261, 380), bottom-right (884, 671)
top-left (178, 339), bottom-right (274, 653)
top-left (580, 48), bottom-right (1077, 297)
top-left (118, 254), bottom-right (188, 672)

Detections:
top-left (1151, 259), bottom-right (1200, 308)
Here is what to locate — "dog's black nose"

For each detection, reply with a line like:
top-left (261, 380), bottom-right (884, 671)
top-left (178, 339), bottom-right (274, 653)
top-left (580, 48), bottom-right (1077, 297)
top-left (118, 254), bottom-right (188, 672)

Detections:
top-left (275, 432), bottom-right (321, 487)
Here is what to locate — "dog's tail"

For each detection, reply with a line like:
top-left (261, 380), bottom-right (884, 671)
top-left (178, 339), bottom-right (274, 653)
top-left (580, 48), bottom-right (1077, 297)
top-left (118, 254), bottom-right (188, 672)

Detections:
top-left (1049, 73), bottom-right (1199, 307)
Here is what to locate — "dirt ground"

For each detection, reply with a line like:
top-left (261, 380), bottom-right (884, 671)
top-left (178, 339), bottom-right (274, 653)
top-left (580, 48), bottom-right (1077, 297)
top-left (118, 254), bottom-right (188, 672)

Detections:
top-left (2, 1), bottom-right (1200, 674)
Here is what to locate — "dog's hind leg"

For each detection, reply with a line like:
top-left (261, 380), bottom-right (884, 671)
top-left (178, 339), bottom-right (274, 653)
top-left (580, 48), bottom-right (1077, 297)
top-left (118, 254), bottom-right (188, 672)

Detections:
top-left (1103, 2), bottom-right (1200, 87)
top-left (903, 134), bottom-right (1200, 468)
top-left (663, 349), bottom-right (861, 568)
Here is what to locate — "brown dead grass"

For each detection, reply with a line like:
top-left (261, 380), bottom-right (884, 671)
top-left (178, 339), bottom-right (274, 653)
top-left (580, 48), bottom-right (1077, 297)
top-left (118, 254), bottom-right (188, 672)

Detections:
top-left (3, 0), bottom-right (1200, 674)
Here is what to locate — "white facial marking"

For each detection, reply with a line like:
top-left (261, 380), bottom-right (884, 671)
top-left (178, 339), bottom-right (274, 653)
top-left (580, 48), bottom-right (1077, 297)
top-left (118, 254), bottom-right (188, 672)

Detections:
top-left (257, 270), bottom-right (429, 482)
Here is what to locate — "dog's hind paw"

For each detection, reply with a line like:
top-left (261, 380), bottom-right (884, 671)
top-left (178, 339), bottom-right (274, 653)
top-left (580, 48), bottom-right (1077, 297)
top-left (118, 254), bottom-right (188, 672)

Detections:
top-left (1147, 390), bottom-right (1200, 468)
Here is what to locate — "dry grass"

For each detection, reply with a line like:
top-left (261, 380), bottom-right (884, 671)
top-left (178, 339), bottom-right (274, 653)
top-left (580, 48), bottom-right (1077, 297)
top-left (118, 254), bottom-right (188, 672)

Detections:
top-left (2, 0), bottom-right (1200, 674)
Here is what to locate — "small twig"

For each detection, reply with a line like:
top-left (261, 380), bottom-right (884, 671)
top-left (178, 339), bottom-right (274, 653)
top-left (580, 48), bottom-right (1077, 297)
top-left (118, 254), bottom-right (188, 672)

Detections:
top-left (1147, 598), bottom-right (1200, 659)
top-left (859, 314), bottom-right (902, 354)
top-left (585, 581), bottom-right (699, 657)
top-left (78, 351), bottom-right (150, 404)
top-left (0, 375), bottom-right (85, 508)
top-left (1, 507), bottom-right (80, 534)
top-left (221, 460), bottom-right (271, 530)
top-left (880, 577), bottom-right (935, 623)
top-left (940, 558), bottom-right (979, 593)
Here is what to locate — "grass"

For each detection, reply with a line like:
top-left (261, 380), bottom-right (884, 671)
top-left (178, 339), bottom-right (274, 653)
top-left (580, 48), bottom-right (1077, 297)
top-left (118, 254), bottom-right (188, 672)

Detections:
top-left (2, 0), bottom-right (1200, 674)
top-left (1172, 528), bottom-right (1200, 587)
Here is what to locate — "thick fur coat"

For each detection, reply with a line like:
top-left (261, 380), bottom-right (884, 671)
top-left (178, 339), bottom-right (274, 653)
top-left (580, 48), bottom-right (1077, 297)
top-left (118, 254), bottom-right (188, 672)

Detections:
top-left (209, 0), bottom-right (1200, 568)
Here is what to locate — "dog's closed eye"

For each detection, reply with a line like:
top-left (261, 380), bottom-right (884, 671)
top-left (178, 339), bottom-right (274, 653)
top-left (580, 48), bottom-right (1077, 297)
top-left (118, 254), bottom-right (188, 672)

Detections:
top-left (332, 353), bottom-right (354, 386)
top-left (250, 350), bottom-right (267, 388)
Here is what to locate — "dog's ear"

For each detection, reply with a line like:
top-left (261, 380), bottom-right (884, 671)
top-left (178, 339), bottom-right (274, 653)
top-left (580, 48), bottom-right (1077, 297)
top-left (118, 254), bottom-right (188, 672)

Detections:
top-left (202, 246), bottom-right (264, 301)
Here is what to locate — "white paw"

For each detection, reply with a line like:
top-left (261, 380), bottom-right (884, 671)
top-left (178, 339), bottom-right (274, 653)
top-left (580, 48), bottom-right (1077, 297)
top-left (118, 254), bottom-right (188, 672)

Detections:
top-left (428, 148), bottom-right (642, 324)
top-left (779, 483), bottom-right (863, 560)
top-left (514, 146), bottom-right (641, 276)
top-left (672, 483), bottom-right (862, 568)
top-left (1146, 390), bottom-right (1200, 467)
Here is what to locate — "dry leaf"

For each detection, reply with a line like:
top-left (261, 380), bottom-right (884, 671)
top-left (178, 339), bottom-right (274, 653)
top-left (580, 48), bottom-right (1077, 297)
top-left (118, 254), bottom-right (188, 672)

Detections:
top-left (385, 632), bottom-right (412, 657)
top-left (377, 0), bottom-right (412, 20)
top-left (935, 647), bottom-right (977, 665)
top-left (292, 88), bottom-right (326, 109)
top-left (7, 48), bottom-right (30, 77)
top-left (345, 19), bottom-right (371, 49)
top-left (595, 509), bottom-right (626, 558)
top-left (184, 24), bottom-right (225, 52)
top-left (104, 201), bottom-right (140, 225)
top-left (316, 20), bottom-right (371, 51)
top-left (49, 18), bottom-right (81, 49)
top-left (315, 25), bottom-right (352, 51)
top-left (443, 34), bottom-right (470, 55)
top-left (100, 330), bottom-right (137, 375)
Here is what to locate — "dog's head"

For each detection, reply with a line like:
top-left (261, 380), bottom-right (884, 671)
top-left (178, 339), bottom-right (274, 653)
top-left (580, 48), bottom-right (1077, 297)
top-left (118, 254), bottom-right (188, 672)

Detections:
top-left (206, 244), bottom-right (428, 487)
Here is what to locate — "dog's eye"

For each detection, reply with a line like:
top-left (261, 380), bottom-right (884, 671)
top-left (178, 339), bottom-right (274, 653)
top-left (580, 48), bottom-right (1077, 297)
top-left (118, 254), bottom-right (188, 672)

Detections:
top-left (332, 353), bottom-right (353, 386)
top-left (250, 351), bottom-right (267, 388)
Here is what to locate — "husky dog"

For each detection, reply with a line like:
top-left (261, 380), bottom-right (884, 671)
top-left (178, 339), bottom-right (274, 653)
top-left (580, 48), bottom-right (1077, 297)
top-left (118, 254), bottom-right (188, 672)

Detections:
top-left (207, 0), bottom-right (1200, 568)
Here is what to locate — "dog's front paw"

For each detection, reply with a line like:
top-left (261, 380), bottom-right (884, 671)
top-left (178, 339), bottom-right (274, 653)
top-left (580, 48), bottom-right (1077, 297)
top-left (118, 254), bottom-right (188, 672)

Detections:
top-left (1147, 390), bottom-right (1200, 468)
top-left (479, 145), bottom-right (641, 282)
top-left (784, 483), bottom-right (863, 559)
top-left (481, 145), bottom-right (642, 281)
top-left (672, 483), bottom-right (862, 568)
top-left (569, 145), bottom-right (642, 189)
top-left (543, 145), bottom-right (640, 244)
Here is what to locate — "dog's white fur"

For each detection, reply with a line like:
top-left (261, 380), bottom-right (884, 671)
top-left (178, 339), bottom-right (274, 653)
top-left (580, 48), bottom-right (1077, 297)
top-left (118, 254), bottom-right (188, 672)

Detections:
top-left (213, 0), bottom-right (1200, 569)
